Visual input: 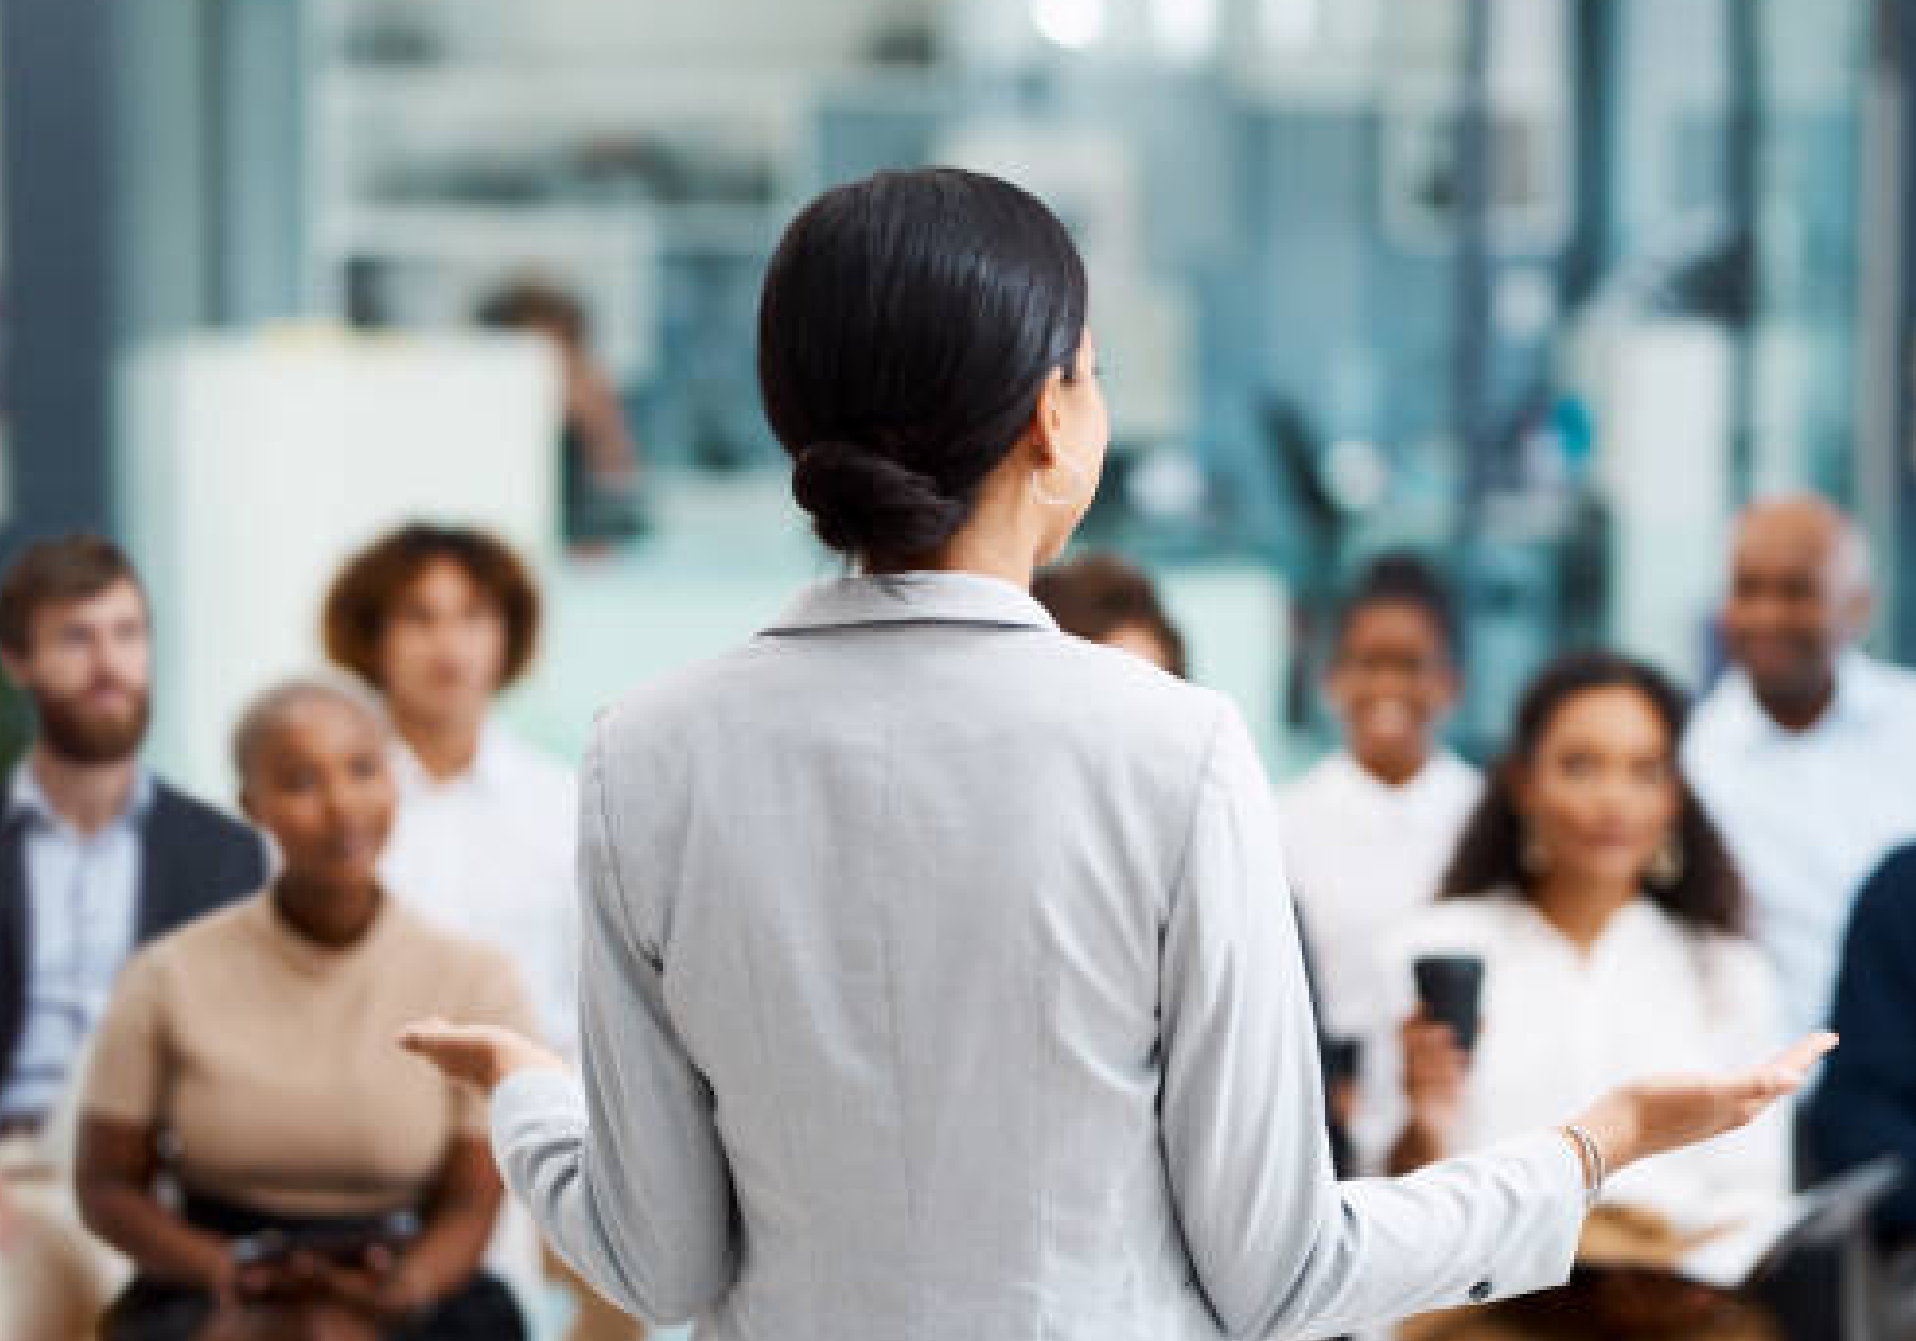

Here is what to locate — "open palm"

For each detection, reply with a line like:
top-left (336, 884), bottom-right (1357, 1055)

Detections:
top-left (1591, 1032), bottom-right (1837, 1170)
top-left (398, 1019), bottom-right (565, 1094)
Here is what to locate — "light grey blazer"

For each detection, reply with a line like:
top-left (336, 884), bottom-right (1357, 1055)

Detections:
top-left (491, 571), bottom-right (1585, 1340)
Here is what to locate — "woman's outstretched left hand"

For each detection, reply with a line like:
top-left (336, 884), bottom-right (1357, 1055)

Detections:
top-left (398, 1018), bottom-right (565, 1095)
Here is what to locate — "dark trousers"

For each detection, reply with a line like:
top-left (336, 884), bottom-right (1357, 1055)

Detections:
top-left (100, 1191), bottom-right (526, 1341)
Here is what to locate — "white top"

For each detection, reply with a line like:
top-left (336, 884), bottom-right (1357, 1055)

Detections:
top-left (1353, 893), bottom-right (1789, 1234)
top-left (1276, 751), bottom-right (1482, 1042)
top-left (380, 724), bottom-right (580, 1059)
top-left (487, 572), bottom-right (1588, 1340)
top-left (1684, 650), bottom-right (1916, 1039)
top-left (0, 766), bottom-right (153, 1119)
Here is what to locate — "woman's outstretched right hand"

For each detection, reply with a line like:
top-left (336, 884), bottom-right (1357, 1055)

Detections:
top-left (397, 1018), bottom-right (565, 1096)
top-left (1573, 1032), bottom-right (1837, 1181)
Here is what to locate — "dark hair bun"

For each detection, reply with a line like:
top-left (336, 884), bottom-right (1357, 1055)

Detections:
top-left (759, 168), bottom-right (1088, 565)
top-left (791, 440), bottom-right (968, 559)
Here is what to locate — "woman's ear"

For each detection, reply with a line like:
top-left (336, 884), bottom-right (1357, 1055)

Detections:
top-left (1025, 365), bottom-right (1070, 464)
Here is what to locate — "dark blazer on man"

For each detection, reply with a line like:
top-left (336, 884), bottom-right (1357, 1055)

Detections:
top-left (0, 778), bottom-right (269, 1103)
top-left (1808, 841), bottom-right (1916, 1244)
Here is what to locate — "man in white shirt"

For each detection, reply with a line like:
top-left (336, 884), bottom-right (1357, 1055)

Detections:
top-left (1684, 496), bottom-right (1916, 1040)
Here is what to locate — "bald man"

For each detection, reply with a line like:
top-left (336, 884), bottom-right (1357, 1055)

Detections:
top-left (1684, 496), bottom-right (1916, 1039)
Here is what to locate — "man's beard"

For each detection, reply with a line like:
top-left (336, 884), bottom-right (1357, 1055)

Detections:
top-left (34, 684), bottom-right (151, 765)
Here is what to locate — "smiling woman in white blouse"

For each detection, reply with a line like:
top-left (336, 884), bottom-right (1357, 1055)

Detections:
top-left (399, 168), bottom-right (1830, 1341)
top-left (1278, 553), bottom-right (1481, 1049)
top-left (1359, 652), bottom-right (1790, 1341)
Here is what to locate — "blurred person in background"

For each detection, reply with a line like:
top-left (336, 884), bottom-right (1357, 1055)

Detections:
top-left (1684, 496), bottom-right (1916, 1044)
top-left (1360, 653), bottom-right (1787, 1341)
top-left (75, 678), bottom-right (532, 1341)
top-left (322, 525), bottom-right (577, 1064)
top-left (1032, 550), bottom-right (1186, 675)
top-left (477, 279), bottom-right (645, 556)
top-left (1276, 553), bottom-right (1479, 1051)
top-left (323, 524), bottom-right (639, 1340)
top-left (1806, 839), bottom-right (1916, 1252)
top-left (0, 535), bottom-right (267, 1341)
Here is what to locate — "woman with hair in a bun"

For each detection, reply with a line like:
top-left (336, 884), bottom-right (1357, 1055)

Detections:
top-left (401, 168), bottom-right (1832, 1340)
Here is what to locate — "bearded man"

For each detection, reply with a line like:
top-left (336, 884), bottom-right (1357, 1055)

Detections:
top-left (0, 534), bottom-right (266, 1340)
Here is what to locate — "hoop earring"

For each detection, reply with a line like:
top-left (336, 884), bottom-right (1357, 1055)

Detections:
top-left (1648, 832), bottom-right (1685, 887)
top-left (1031, 453), bottom-right (1086, 509)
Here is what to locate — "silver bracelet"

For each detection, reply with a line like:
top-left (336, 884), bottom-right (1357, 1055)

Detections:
top-left (1560, 1123), bottom-right (1606, 1208)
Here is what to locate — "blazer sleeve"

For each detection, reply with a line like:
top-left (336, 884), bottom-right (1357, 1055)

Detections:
top-left (489, 725), bottom-right (739, 1326)
top-left (1807, 847), bottom-right (1916, 1238)
top-left (1159, 703), bottom-right (1587, 1341)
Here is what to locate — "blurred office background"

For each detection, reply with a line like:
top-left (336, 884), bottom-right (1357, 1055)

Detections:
top-left (0, 0), bottom-right (1904, 785)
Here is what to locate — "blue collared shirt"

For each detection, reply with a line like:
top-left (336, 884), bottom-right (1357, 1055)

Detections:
top-left (1685, 650), bottom-right (1916, 1039)
top-left (0, 763), bottom-right (155, 1120)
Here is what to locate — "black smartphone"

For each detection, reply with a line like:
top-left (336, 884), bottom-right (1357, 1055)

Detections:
top-left (229, 1211), bottom-right (421, 1268)
top-left (1412, 954), bottom-right (1485, 1053)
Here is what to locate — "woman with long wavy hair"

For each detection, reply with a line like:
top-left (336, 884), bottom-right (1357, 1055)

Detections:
top-left (1357, 652), bottom-right (1790, 1340)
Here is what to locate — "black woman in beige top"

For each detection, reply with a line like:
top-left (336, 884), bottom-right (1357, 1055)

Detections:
top-left (76, 679), bottom-right (535, 1341)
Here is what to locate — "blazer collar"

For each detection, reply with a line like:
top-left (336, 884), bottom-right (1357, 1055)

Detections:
top-left (762, 571), bottom-right (1059, 635)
